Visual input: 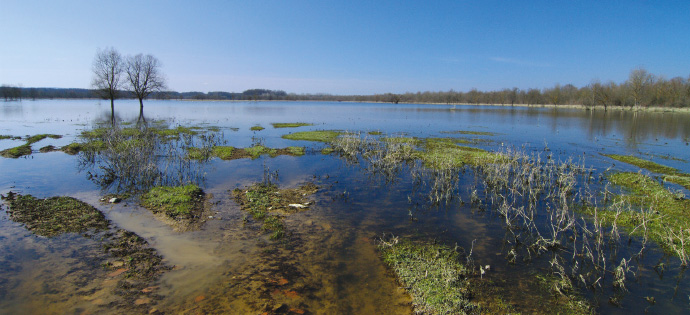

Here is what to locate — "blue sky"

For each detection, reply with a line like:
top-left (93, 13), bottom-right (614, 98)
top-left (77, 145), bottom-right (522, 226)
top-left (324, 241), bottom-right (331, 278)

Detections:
top-left (1, 0), bottom-right (689, 94)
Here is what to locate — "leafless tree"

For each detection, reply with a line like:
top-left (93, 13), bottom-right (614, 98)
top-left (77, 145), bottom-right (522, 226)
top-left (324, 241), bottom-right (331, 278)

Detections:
top-left (627, 67), bottom-right (654, 108)
top-left (125, 54), bottom-right (166, 120)
top-left (91, 47), bottom-right (124, 122)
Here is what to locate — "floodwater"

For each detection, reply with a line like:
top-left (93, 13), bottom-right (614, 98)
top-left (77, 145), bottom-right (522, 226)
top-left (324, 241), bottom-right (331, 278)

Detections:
top-left (1, 99), bottom-right (690, 314)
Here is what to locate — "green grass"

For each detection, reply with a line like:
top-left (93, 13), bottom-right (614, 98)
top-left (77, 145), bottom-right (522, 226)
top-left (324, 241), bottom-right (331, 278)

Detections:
top-left (140, 185), bottom-right (204, 219)
top-left (282, 130), bottom-right (342, 142)
top-left (0, 144), bottom-right (32, 158)
top-left (382, 136), bottom-right (420, 145)
top-left (378, 239), bottom-right (477, 314)
top-left (212, 146), bottom-right (236, 159)
top-left (604, 154), bottom-right (681, 175)
top-left (3, 193), bottom-right (109, 237)
top-left (367, 131), bottom-right (383, 135)
top-left (0, 135), bottom-right (21, 140)
top-left (415, 138), bottom-right (502, 169)
top-left (604, 154), bottom-right (690, 190)
top-left (271, 122), bottom-right (313, 128)
top-left (286, 146), bottom-right (305, 156)
top-left (585, 172), bottom-right (690, 258)
top-left (26, 134), bottom-right (62, 144)
top-left (321, 147), bottom-right (335, 155)
top-left (250, 125), bottom-right (265, 131)
top-left (155, 126), bottom-right (199, 138)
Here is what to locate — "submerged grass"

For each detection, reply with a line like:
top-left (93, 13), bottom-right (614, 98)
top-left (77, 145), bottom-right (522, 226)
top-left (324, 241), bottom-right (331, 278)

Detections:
top-left (2, 192), bottom-right (109, 237)
top-left (378, 237), bottom-right (477, 314)
top-left (250, 125), bottom-right (265, 131)
top-left (140, 184), bottom-right (205, 219)
top-left (440, 130), bottom-right (496, 136)
top-left (282, 130), bottom-right (342, 142)
top-left (233, 182), bottom-right (317, 240)
top-left (271, 122), bottom-right (313, 128)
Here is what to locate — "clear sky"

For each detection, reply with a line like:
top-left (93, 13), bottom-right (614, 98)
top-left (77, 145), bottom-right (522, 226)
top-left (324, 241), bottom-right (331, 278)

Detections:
top-left (1, 0), bottom-right (689, 95)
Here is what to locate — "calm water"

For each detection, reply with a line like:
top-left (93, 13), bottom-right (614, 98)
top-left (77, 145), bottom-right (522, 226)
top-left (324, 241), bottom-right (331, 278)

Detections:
top-left (1, 99), bottom-right (690, 314)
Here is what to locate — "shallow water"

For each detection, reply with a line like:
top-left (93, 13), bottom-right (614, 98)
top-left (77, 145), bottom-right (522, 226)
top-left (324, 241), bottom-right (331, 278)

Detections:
top-left (1, 99), bottom-right (690, 314)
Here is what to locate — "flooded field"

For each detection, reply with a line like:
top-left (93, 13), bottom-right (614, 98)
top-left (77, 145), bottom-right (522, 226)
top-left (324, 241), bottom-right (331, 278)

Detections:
top-left (1, 99), bottom-right (690, 314)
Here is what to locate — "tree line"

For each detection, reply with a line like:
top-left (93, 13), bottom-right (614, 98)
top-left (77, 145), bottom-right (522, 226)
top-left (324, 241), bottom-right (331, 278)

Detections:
top-left (3, 66), bottom-right (690, 109)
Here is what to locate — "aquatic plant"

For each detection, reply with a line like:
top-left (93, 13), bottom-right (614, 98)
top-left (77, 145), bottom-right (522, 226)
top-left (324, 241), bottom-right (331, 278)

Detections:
top-left (282, 130), bottom-right (342, 142)
top-left (2, 192), bottom-right (109, 237)
top-left (271, 122), bottom-right (313, 128)
top-left (140, 184), bottom-right (205, 219)
top-left (0, 144), bottom-right (32, 158)
top-left (378, 236), bottom-right (478, 314)
top-left (250, 125), bottom-right (265, 131)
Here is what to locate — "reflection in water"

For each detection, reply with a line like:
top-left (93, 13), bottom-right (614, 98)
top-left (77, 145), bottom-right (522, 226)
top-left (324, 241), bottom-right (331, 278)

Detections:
top-left (77, 123), bottom-right (223, 194)
top-left (2, 101), bottom-right (690, 314)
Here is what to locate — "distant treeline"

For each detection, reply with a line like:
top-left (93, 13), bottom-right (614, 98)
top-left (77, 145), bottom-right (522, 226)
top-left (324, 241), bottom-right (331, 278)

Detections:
top-left (3, 68), bottom-right (690, 108)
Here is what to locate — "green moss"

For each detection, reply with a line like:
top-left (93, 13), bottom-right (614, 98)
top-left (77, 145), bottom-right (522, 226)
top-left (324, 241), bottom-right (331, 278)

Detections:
top-left (585, 172), bottom-right (690, 257)
top-left (282, 130), bottom-right (342, 142)
top-left (321, 147), bottom-right (335, 155)
top-left (250, 125), bottom-right (265, 131)
top-left (140, 185), bottom-right (204, 219)
top-left (271, 122), bottom-right (313, 128)
top-left (245, 145), bottom-right (275, 158)
top-left (0, 144), bottom-right (32, 158)
top-left (378, 239), bottom-right (477, 314)
top-left (3, 193), bottom-right (109, 237)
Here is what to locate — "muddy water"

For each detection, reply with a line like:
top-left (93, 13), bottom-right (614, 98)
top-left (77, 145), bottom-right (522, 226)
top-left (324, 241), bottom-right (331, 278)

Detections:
top-left (2, 100), bottom-right (690, 314)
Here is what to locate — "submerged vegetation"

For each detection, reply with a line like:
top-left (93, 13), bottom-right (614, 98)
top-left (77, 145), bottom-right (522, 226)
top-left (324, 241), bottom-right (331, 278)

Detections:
top-left (189, 145), bottom-right (305, 160)
top-left (233, 176), bottom-right (318, 240)
top-left (2, 192), bottom-right (109, 237)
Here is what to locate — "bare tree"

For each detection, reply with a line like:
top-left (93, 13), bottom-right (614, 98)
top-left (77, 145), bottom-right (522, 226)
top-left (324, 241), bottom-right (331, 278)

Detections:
top-left (91, 47), bottom-right (124, 122)
top-left (627, 67), bottom-right (654, 108)
top-left (125, 54), bottom-right (166, 120)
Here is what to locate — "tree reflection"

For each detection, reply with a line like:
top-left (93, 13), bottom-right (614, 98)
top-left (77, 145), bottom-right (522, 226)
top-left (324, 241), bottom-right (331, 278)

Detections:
top-left (77, 122), bottom-right (223, 194)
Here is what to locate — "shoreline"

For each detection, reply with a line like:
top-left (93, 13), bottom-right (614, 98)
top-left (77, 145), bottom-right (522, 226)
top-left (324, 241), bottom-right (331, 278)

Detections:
top-left (5, 98), bottom-right (690, 113)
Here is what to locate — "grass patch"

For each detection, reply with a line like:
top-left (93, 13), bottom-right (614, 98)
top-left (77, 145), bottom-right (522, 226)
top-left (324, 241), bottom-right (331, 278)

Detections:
top-left (155, 126), bottom-right (199, 138)
top-left (271, 122), bottom-right (313, 128)
top-left (212, 146), bottom-right (236, 159)
top-left (0, 144), bottom-right (32, 158)
top-left (415, 138), bottom-right (502, 169)
top-left (192, 145), bottom-right (305, 160)
top-left (367, 131), bottom-right (383, 135)
top-left (382, 136), bottom-right (420, 145)
top-left (140, 185), bottom-right (205, 219)
top-left (604, 154), bottom-right (681, 175)
top-left (378, 238), bottom-right (477, 314)
top-left (321, 147), bottom-right (335, 155)
top-left (282, 130), bottom-right (342, 142)
top-left (604, 154), bottom-right (690, 190)
top-left (0, 135), bottom-right (21, 140)
top-left (286, 146), bottom-right (305, 156)
top-left (2, 192), bottom-right (109, 237)
top-left (250, 125), bottom-right (265, 131)
top-left (584, 172), bottom-right (690, 260)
